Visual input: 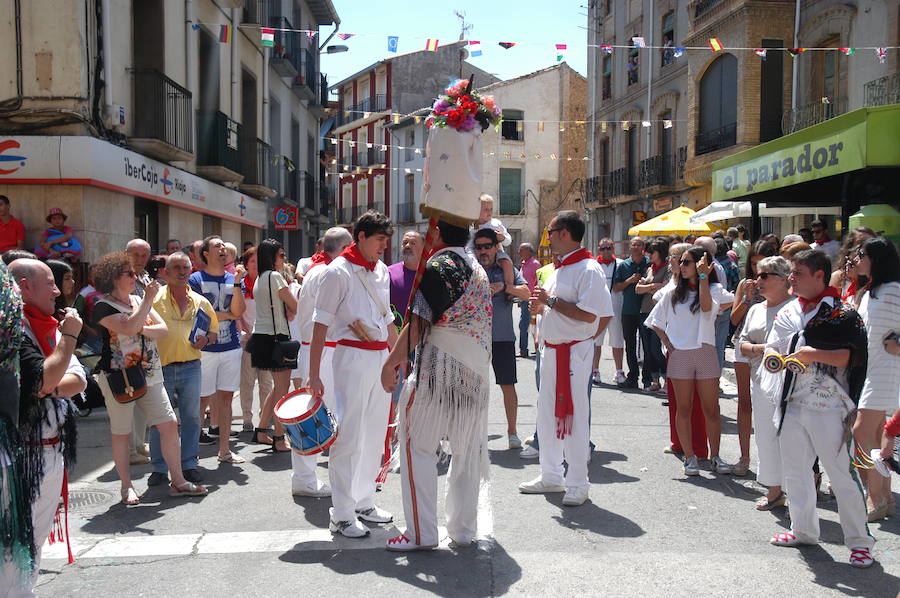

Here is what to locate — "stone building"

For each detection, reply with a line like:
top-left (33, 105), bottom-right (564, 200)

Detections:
top-left (0, 0), bottom-right (338, 261)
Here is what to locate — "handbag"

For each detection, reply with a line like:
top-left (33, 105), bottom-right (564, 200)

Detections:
top-left (106, 336), bottom-right (148, 404)
top-left (268, 272), bottom-right (300, 365)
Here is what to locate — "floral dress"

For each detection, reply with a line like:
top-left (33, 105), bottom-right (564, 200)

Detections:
top-left (92, 296), bottom-right (163, 386)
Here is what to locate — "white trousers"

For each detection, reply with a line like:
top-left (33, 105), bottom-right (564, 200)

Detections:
top-left (779, 404), bottom-right (873, 549)
top-left (537, 339), bottom-right (593, 489)
top-left (399, 389), bottom-right (484, 547)
top-left (327, 345), bottom-right (390, 522)
top-left (0, 447), bottom-right (64, 598)
top-left (750, 379), bottom-right (782, 487)
top-left (291, 346), bottom-right (334, 486)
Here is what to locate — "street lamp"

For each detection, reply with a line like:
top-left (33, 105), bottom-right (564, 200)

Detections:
top-left (325, 45), bottom-right (348, 54)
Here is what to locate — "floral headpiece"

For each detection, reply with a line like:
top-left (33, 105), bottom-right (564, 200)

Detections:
top-left (425, 77), bottom-right (501, 133)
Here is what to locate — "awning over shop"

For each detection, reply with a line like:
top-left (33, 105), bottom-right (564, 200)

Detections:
top-left (627, 206), bottom-right (715, 237)
top-left (711, 105), bottom-right (900, 203)
top-left (689, 201), bottom-right (841, 224)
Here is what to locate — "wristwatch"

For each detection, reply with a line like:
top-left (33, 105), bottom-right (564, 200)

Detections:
top-left (546, 295), bottom-right (559, 309)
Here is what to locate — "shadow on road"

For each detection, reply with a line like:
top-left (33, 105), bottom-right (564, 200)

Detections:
top-left (545, 494), bottom-right (645, 538)
top-left (797, 544), bottom-right (900, 598)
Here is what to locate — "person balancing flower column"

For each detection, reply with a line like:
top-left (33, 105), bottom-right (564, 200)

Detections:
top-left (519, 211), bottom-right (613, 507)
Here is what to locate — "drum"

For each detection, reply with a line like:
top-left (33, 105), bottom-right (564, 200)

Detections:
top-left (274, 389), bottom-right (338, 456)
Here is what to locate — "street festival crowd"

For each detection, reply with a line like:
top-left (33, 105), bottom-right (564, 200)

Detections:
top-left (1, 189), bottom-right (900, 592)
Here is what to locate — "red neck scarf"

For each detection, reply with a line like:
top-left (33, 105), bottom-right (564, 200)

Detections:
top-left (24, 304), bottom-right (58, 356)
top-left (651, 261), bottom-right (665, 274)
top-left (556, 248), bottom-right (592, 269)
top-left (340, 243), bottom-right (377, 271)
top-left (815, 234), bottom-right (832, 245)
top-left (243, 275), bottom-right (256, 299)
top-left (596, 254), bottom-right (616, 265)
top-left (308, 250), bottom-right (333, 272)
top-left (798, 286), bottom-right (841, 312)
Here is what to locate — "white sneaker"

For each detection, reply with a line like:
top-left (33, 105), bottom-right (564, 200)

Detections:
top-left (683, 455), bottom-right (700, 476)
top-left (523, 435), bottom-right (534, 446)
top-left (518, 476), bottom-right (565, 494)
top-left (711, 455), bottom-right (732, 474)
top-left (508, 434), bottom-right (522, 449)
top-left (292, 479), bottom-right (331, 497)
top-left (519, 445), bottom-right (539, 459)
top-left (385, 533), bottom-right (437, 552)
top-left (356, 505), bottom-right (393, 523)
top-left (562, 486), bottom-right (589, 506)
top-left (329, 508), bottom-right (370, 538)
top-left (591, 371), bottom-right (601, 386)
top-left (614, 371), bottom-right (627, 384)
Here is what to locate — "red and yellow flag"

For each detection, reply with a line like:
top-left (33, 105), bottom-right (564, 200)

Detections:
top-left (424, 38), bottom-right (439, 52)
top-left (708, 38), bottom-right (724, 52)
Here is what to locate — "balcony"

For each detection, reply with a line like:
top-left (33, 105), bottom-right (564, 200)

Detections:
top-left (695, 122), bottom-right (737, 156)
top-left (300, 171), bottom-right (316, 211)
top-left (319, 184), bottom-right (333, 216)
top-left (864, 72), bottom-right (900, 108)
top-left (239, 138), bottom-right (276, 199)
top-left (397, 201), bottom-right (416, 223)
top-left (585, 176), bottom-right (606, 205)
top-left (638, 154), bottom-right (677, 189)
top-left (337, 95), bottom-right (389, 127)
top-left (197, 110), bottom-right (243, 184)
top-left (606, 167), bottom-right (636, 199)
top-left (242, 0), bottom-right (269, 25)
top-left (782, 98), bottom-right (848, 135)
top-left (499, 194), bottom-right (523, 215)
top-left (270, 17), bottom-right (300, 78)
top-left (130, 69), bottom-right (193, 162)
top-left (309, 73), bottom-right (330, 119)
top-left (339, 205), bottom-right (359, 224)
top-left (692, 0), bottom-right (722, 19)
top-left (291, 49), bottom-right (319, 102)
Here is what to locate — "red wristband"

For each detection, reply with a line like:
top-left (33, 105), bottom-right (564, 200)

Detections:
top-left (885, 411), bottom-right (900, 438)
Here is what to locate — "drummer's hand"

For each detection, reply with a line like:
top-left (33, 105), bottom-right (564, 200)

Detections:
top-left (307, 374), bottom-right (325, 399)
top-left (381, 363), bottom-right (399, 393)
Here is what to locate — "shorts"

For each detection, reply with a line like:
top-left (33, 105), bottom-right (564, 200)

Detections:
top-left (594, 314), bottom-right (624, 349)
top-left (667, 344), bottom-right (721, 380)
top-left (97, 374), bottom-right (177, 436)
top-left (200, 348), bottom-right (243, 396)
top-left (247, 333), bottom-right (298, 372)
top-left (491, 341), bottom-right (517, 385)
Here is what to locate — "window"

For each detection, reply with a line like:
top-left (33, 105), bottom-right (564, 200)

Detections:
top-left (661, 12), bottom-right (675, 67)
top-left (759, 38), bottom-right (784, 142)
top-left (403, 174), bottom-right (415, 222)
top-left (405, 129), bottom-right (415, 161)
top-left (811, 36), bottom-right (842, 103)
top-left (696, 54), bottom-right (737, 155)
top-left (659, 110), bottom-right (673, 184)
top-left (499, 167), bottom-right (523, 214)
top-left (602, 55), bottom-right (612, 99)
top-left (627, 46), bottom-right (639, 86)
top-left (600, 138), bottom-right (609, 175)
top-left (501, 109), bottom-right (524, 141)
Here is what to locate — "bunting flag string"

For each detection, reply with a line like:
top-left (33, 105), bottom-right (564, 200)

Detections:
top-left (331, 109), bottom-right (687, 127)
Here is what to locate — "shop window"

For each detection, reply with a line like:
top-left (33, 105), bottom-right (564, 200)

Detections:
top-left (499, 167), bottom-right (523, 214)
top-left (627, 46), bottom-right (639, 86)
top-left (661, 12), bottom-right (675, 67)
top-left (696, 54), bottom-right (737, 155)
top-left (602, 55), bottom-right (612, 99)
top-left (501, 109), bottom-right (524, 141)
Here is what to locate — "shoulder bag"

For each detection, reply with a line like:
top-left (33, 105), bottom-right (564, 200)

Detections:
top-left (268, 272), bottom-right (300, 366)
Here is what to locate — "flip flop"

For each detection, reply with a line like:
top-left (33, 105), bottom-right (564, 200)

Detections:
top-left (218, 452), bottom-right (246, 464)
top-left (169, 482), bottom-right (208, 497)
top-left (121, 487), bottom-right (140, 506)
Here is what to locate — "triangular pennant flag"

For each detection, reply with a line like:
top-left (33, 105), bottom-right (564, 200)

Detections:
top-left (632, 37), bottom-right (646, 48)
top-left (600, 122), bottom-right (607, 133)
top-left (787, 48), bottom-right (805, 57)
top-left (469, 40), bottom-right (482, 57)
top-left (387, 36), bottom-right (399, 53)
top-left (821, 97), bottom-right (831, 105)
top-left (708, 38), bottom-right (724, 52)
top-left (555, 43), bottom-right (567, 62)
top-left (337, 33), bottom-right (355, 41)
top-left (600, 45), bottom-right (613, 54)
top-left (550, 153), bottom-right (558, 160)
top-left (876, 47), bottom-right (887, 63)
top-left (754, 48), bottom-right (767, 60)
top-left (392, 113), bottom-right (400, 124)
top-left (260, 28), bottom-right (275, 47)
top-left (673, 46), bottom-right (685, 58)
top-left (538, 121), bottom-right (544, 132)
top-left (218, 24), bottom-right (231, 43)
top-left (284, 157), bottom-right (296, 172)
top-left (519, 153), bottom-right (527, 159)
top-left (839, 47), bottom-right (856, 56)
top-left (641, 121), bottom-right (651, 128)
top-left (499, 42), bottom-right (516, 49)
top-left (621, 121), bottom-right (629, 131)
top-left (306, 31), bottom-right (317, 40)
top-left (663, 120), bottom-right (673, 129)
top-left (425, 38), bottom-right (439, 51)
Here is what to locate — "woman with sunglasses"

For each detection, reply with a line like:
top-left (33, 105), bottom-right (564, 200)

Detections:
top-left (647, 247), bottom-right (732, 476)
top-left (728, 240), bottom-right (778, 476)
top-left (852, 237), bottom-right (900, 521)
top-left (830, 227), bottom-right (876, 309)
top-left (737, 256), bottom-right (792, 509)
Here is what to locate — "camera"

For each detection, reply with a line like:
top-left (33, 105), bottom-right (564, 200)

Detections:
top-left (146, 255), bottom-right (167, 279)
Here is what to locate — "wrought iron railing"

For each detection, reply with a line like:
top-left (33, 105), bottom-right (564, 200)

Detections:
top-left (197, 110), bottom-right (241, 173)
top-left (354, 149), bottom-right (372, 167)
top-left (864, 72), bottom-right (900, 107)
top-left (337, 94), bottom-right (389, 126)
top-left (605, 167), bottom-right (636, 198)
top-left (499, 194), bottom-right (523, 215)
top-left (781, 98), bottom-right (848, 135)
top-left (300, 170), bottom-right (316, 210)
top-left (693, 0), bottom-right (722, 19)
top-left (676, 145), bottom-right (687, 180)
top-left (242, 0), bottom-right (269, 25)
top-left (695, 122), bottom-right (737, 155)
top-left (241, 138), bottom-right (271, 188)
top-left (132, 68), bottom-right (193, 154)
top-left (270, 17), bottom-right (300, 75)
top-left (340, 205), bottom-right (355, 224)
top-left (397, 201), bottom-right (416, 223)
top-left (319, 184), bottom-right (332, 216)
top-left (639, 154), bottom-right (675, 189)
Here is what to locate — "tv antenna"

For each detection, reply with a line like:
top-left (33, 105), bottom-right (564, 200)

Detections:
top-left (454, 10), bottom-right (472, 41)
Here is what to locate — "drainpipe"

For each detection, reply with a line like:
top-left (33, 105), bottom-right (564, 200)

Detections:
top-left (185, 0), bottom-right (196, 159)
top-left (102, 0), bottom-right (113, 119)
top-left (262, 47), bottom-right (269, 143)
top-left (587, 4), bottom-right (597, 248)
top-left (231, 8), bottom-right (239, 117)
top-left (791, 0), bottom-right (801, 110)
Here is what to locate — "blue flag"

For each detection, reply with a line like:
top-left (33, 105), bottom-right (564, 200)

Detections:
top-left (387, 36), bottom-right (398, 53)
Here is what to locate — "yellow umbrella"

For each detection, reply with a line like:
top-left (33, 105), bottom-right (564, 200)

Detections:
top-left (627, 206), bottom-right (716, 237)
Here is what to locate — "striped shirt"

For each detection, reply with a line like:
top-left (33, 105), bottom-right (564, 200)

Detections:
top-left (858, 281), bottom-right (900, 410)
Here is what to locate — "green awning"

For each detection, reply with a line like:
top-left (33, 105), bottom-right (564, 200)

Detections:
top-left (711, 104), bottom-right (900, 202)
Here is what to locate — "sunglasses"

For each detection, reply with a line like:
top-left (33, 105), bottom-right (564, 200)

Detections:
top-left (679, 259), bottom-right (694, 265)
top-left (856, 248), bottom-right (866, 259)
top-left (757, 272), bottom-right (782, 280)
top-left (546, 227), bottom-right (564, 235)
top-left (598, 246), bottom-right (613, 251)
top-left (474, 243), bottom-right (495, 250)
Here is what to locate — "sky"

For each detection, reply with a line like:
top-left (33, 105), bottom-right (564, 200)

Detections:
top-left (319, 0), bottom-right (589, 94)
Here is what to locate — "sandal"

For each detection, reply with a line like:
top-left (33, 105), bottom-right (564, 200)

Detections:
top-left (169, 481), bottom-right (208, 497)
top-left (849, 547), bottom-right (874, 568)
top-left (121, 487), bottom-right (140, 506)
top-left (756, 491), bottom-right (787, 511)
top-left (769, 531), bottom-right (801, 547)
top-left (218, 451), bottom-right (246, 464)
top-left (270, 435), bottom-right (291, 453)
top-left (252, 428), bottom-right (274, 445)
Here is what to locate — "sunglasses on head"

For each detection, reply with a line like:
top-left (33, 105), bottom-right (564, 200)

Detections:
top-left (757, 272), bottom-right (781, 280)
top-left (474, 243), bottom-right (495, 250)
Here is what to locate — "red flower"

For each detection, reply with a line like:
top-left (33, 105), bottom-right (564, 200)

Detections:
top-left (447, 109), bottom-right (465, 128)
top-left (462, 101), bottom-right (478, 114)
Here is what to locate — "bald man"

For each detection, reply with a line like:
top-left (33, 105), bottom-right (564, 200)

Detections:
top-left (125, 238), bottom-right (154, 463)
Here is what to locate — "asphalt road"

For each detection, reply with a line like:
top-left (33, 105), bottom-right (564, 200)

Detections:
top-left (38, 347), bottom-right (899, 597)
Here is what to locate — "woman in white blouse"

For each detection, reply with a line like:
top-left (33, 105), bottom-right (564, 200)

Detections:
top-left (647, 247), bottom-right (732, 477)
top-left (852, 237), bottom-right (900, 521)
top-left (737, 256), bottom-right (792, 510)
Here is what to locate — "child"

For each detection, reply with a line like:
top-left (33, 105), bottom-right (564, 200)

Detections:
top-left (35, 207), bottom-right (82, 262)
top-left (469, 194), bottom-right (514, 287)
top-left (224, 241), bottom-right (238, 274)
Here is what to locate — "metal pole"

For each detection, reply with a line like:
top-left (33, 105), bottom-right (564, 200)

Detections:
top-left (791, 0), bottom-right (800, 110)
top-left (185, 0), bottom-right (196, 159)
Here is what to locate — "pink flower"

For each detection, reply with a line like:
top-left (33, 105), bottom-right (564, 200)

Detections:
top-left (482, 95), bottom-right (496, 111)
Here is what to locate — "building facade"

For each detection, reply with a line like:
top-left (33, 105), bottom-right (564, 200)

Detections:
top-left (0, 0), bottom-right (338, 261)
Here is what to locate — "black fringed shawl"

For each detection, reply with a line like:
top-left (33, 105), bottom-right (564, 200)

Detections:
top-left (803, 300), bottom-right (869, 405)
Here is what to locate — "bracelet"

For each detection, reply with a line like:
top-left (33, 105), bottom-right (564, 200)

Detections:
top-left (61, 333), bottom-right (78, 342)
top-left (698, 273), bottom-right (708, 280)
top-left (233, 283), bottom-right (242, 287)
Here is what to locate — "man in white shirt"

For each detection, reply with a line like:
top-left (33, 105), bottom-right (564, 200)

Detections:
top-left (809, 219), bottom-right (840, 266)
top-left (592, 238), bottom-right (625, 385)
top-left (290, 227), bottom-right (352, 498)
top-left (308, 212), bottom-right (399, 538)
top-left (296, 236), bottom-right (324, 280)
top-left (519, 211), bottom-right (613, 507)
